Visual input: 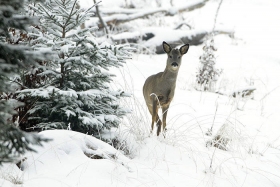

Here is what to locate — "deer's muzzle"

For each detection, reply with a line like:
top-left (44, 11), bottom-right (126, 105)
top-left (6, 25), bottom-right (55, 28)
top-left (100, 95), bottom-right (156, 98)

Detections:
top-left (171, 62), bottom-right (178, 67)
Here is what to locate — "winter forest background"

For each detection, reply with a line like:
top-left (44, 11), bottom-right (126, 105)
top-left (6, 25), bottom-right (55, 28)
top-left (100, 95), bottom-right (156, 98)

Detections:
top-left (1, 0), bottom-right (280, 186)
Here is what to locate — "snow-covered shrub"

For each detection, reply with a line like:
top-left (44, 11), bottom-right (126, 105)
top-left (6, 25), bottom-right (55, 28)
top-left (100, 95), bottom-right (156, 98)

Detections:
top-left (0, 0), bottom-right (50, 165)
top-left (206, 121), bottom-right (243, 151)
top-left (196, 34), bottom-right (222, 92)
top-left (0, 164), bottom-right (23, 184)
top-left (16, 0), bottom-right (133, 137)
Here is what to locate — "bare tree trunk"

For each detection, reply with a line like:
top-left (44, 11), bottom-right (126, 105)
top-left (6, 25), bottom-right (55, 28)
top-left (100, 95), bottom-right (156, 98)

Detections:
top-left (93, 0), bottom-right (109, 36)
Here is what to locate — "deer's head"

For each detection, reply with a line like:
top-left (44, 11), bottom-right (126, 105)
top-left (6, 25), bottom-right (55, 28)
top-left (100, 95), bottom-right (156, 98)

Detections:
top-left (163, 41), bottom-right (189, 72)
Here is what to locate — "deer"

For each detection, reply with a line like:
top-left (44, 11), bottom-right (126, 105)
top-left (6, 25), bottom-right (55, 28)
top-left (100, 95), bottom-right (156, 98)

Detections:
top-left (143, 41), bottom-right (189, 136)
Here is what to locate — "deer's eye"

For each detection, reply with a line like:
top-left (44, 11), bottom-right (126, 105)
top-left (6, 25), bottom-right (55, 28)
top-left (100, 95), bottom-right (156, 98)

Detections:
top-left (169, 55), bottom-right (172, 58)
top-left (178, 56), bottom-right (181, 59)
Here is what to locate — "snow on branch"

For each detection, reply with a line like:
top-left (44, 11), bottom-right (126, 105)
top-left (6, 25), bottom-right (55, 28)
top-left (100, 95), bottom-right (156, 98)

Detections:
top-left (112, 26), bottom-right (234, 54)
top-left (90, 0), bottom-right (209, 28)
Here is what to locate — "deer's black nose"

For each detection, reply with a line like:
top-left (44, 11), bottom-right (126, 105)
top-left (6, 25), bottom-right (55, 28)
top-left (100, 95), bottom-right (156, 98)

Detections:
top-left (171, 62), bottom-right (178, 67)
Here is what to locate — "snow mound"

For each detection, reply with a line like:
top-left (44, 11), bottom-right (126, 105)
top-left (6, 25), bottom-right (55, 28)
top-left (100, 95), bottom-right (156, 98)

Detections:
top-left (16, 130), bottom-right (132, 187)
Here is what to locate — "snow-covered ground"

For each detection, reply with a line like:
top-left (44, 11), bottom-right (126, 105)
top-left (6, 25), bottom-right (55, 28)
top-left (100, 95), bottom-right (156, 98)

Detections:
top-left (1, 0), bottom-right (280, 186)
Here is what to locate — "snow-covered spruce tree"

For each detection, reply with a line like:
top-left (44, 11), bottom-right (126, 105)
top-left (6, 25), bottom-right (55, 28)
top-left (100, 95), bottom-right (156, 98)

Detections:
top-left (17, 0), bottom-right (132, 136)
top-left (0, 0), bottom-right (50, 164)
top-left (196, 35), bottom-right (222, 92)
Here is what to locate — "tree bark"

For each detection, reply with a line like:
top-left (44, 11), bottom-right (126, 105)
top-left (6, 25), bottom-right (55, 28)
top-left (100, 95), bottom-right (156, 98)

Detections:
top-left (93, 0), bottom-right (109, 35)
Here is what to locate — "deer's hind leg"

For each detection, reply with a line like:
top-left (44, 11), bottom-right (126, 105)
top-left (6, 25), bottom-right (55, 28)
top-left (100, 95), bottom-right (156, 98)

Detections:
top-left (156, 115), bottom-right (162, 136)
top-left (148, 106), bottom-right (156, 133)
top-left (147, 99), bottom-right (156, 133)
top-left (162, 105), bottom-right (170, 136)
top-left (153, 98), bottom-right (163, 136)
top-left (149, 97), bottom-right (162, 135)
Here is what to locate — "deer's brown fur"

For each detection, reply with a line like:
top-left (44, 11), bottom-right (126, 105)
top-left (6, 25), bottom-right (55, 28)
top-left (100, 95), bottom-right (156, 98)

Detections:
top-left (143, 41), bottom-right (189, 136)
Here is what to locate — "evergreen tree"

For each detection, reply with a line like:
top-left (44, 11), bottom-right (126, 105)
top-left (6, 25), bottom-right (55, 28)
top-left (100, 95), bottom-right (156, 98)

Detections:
top-left (0, 0), bottom-right (49, 164)
top-left (196, 35), bottom-right (222, 92)
top-left (17, 0), bottom-right (133, 136)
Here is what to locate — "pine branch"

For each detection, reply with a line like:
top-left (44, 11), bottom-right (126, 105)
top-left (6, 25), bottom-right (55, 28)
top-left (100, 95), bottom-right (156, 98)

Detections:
top-left (35, 4), bottom-right (64, 28)
top-left (62, 0), bottom-right (78, 38)
top-left (10, 79), bottom-right (30, 89)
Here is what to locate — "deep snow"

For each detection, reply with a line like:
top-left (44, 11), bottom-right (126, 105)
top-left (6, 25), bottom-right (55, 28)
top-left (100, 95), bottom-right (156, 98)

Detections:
top-left (1, 0), bottom-right (280, 186)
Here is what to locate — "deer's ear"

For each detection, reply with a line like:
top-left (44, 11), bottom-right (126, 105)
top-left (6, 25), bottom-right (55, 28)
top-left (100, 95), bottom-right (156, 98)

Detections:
top-left (163, 41), bottom-right (172, 53)
top-left (180, 44), bottom-right (189, 55)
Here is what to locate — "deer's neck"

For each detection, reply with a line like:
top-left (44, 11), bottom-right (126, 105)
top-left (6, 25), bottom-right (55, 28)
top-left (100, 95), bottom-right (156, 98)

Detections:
top-left (162, 69), bottom-right (178, 82)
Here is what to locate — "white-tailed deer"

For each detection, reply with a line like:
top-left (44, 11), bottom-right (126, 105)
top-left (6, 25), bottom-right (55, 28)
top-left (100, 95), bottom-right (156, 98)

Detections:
top-left (143, 41), bottom-right (189, 136)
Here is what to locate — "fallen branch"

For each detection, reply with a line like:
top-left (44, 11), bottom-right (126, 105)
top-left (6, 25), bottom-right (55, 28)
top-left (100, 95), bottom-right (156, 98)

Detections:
top-left (174, 23), bottom-right (193, 30)
top-left (102, 8), bottom-right (167, 27)
top-left (93, 0), bottom-right (209, 28)
top-left (177, 0), bottom-right (209, 13)
top-left (232, 87), bottom-right (256, 98)
top-left (112, 26), bottom-right (234, 53)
